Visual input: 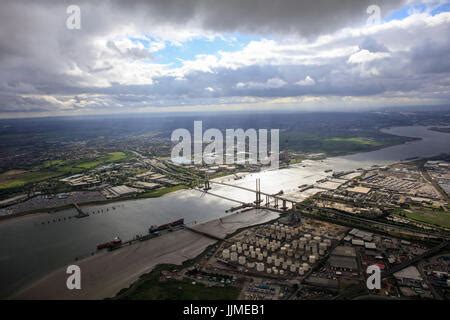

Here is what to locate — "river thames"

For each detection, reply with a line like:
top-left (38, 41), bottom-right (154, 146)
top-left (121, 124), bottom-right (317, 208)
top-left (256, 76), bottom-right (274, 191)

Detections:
top-left (0, 125), bottom-right (449, 297)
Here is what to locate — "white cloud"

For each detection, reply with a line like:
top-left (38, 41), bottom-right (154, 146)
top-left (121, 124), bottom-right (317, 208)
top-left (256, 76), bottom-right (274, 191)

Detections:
top-left (296, 76), bottom-right (316, 86)
top-left (236, 77), bottom-right (287, 89)
top-left (347, 49), bottom-right (390, 64)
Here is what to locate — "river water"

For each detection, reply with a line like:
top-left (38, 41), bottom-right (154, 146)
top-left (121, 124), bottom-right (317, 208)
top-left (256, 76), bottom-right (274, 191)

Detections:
top-left (0, 125), bottom-right (449, 297)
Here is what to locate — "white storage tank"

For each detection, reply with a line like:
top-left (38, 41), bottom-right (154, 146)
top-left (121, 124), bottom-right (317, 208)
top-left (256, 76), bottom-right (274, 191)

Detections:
top-left (274, 259), bottom-right (281, 267)
top-left (230, 252), bottom-right (238, 262)
top-left (238, 256), bottom-right (246, 265)
top-left (256, 263), bottom-right (265, 272)
top-left (309, 255), bottom-right (316, 263)
top-left (222, 249), bottom-right (230, 259)
top-left (298, 267), bottom-right (304, 276)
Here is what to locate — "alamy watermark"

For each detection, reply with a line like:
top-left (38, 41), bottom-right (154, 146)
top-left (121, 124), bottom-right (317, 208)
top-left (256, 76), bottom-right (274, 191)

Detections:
top-left (366, 264), bottom-right (381, 290)
top-left (66, 5), bottom-right (81, 30)
top-left (171, 121), bottom-right (280, 169)
top-left (367, 5), bottom-right (381, 25)
top-left (66, 264), bottom-right (81, 290)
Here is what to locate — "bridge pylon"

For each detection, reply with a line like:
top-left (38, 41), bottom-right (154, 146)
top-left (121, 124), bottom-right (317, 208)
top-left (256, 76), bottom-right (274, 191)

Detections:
top-left (203, 172), bottom-right (211, 191)
top-left (254, 178), bottom-right (263, 208)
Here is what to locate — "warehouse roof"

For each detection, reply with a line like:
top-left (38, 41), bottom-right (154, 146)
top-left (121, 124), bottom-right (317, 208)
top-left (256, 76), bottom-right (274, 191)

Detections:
top-left (332, 246), bottom-right (356, 257)
top-left (329, 256), bottom-right (358, 270)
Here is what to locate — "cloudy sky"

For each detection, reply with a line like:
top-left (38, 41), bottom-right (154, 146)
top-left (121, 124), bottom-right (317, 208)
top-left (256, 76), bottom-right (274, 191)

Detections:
top-left (0, 0), bottom-right (449, 118)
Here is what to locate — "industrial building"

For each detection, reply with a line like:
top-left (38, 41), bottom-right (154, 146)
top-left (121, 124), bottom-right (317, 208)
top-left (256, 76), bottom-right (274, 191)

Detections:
top-left (328, 246), bottom-right (358, 271)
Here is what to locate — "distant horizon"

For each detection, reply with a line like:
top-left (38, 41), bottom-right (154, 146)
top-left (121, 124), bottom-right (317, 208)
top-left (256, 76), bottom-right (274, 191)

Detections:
top-left (1, 104), bottom-right (450, 121)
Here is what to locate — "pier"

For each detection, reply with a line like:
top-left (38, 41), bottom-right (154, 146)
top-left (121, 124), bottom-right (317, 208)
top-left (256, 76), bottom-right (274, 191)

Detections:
top-left (184, 226), bottom-right (229, 242)
top-left (73, 203), bottom-right (89, 218)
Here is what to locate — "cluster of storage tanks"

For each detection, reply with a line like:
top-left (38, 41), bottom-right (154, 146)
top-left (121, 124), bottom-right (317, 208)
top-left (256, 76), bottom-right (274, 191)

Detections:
top-left (220, 222), bottom-right (333, 277)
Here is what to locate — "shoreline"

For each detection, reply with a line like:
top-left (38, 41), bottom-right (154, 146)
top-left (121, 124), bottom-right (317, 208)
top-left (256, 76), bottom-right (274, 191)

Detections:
top-left (0, 185), bottom-right (189, 223)
top-left (12, 208), bottom-right (280, 300)
top-left (4, 125), bottom-right (450, 300)
top-left (0, 127), bottom-right (422, 222)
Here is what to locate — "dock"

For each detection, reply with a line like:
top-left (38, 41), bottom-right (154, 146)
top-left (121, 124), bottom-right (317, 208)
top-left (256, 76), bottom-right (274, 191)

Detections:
top-left (73, 203), bottom-right (89, 218)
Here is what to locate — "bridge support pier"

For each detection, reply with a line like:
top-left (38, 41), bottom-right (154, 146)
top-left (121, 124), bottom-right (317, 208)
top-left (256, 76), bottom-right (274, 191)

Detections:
top-left (203, 173), bottom-right (211, 191)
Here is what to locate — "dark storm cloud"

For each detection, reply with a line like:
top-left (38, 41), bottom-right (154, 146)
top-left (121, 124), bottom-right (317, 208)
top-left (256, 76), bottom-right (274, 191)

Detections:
top-left (108, 0), bottom-right (405, 36)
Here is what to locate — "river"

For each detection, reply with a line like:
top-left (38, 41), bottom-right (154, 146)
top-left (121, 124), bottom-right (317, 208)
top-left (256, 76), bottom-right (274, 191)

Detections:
top-left (0, 125), bottom-right (449, 297)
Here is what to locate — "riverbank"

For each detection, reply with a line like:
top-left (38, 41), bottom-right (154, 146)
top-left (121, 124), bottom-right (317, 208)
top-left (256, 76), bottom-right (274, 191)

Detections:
top-left (12, 208), bottom-right (279, 300)
top-left (3, 125), bottom-right (450, 299)
top-left (0, 184), bottom-right (189, 222)
top-left (0, 126), bottom-right (422, 220)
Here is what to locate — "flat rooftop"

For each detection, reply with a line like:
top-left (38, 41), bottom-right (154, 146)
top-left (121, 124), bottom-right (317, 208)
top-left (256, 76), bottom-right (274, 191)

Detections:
top-left (346, 186), bottom-right (371, 194)
top-left (332, 246), bottom-right (357, 257)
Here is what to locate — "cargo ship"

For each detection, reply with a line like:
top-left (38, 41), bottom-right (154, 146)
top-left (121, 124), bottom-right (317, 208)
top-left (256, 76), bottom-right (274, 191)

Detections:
top-left (97, 236), bottom-right (122, 250)
top-left (149, 218), bottom-right (184, 234)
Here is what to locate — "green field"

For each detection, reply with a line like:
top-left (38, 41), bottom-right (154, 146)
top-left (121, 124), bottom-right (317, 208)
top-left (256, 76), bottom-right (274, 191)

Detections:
top-left (394, 208), bottom-right (450, 229)
top-left (121, 264), bottom-right (240, 300)
top-left (405, 210), bottom-right (450, 229)
top-left (0, 151), bottom-right (130, 191)
top-left (64, 151), bottom-right (129, 171)
top-left (43, 151), bottom-right (130, 173)
top-left (279, 132), bottom-right (412, 156)
top-left (0, 171), bottom-right (60, 190)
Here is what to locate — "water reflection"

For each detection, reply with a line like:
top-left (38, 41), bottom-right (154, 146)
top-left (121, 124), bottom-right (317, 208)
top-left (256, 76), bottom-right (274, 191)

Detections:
top-left (0, 125), bottom-right (449, 297)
